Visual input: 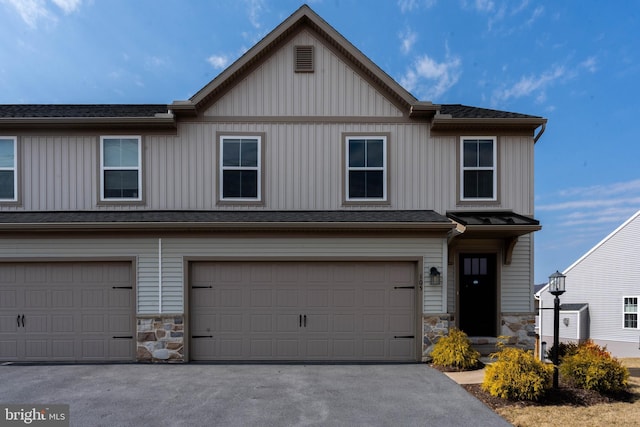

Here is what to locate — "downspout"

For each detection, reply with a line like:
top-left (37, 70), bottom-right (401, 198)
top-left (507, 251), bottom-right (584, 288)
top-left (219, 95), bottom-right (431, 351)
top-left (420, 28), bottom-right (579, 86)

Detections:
top-left (158, 238), bottom-right (163, 314)
top-left (533, 122), bottom-right (546, 144)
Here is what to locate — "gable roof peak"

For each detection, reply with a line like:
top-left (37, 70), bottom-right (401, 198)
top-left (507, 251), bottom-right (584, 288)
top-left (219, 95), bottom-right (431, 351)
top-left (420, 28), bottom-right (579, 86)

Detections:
top-left (172, 3), bottom-right (418, 114)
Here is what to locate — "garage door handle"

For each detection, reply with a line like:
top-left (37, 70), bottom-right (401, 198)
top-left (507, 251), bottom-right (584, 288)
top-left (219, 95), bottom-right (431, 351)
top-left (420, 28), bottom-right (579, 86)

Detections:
top-left (112, 336), bottom-right (133, 339)
top-left (16, 315), bottom-right (20, 327)
top-left (192, 286), bottom-right (212, 289)
top-left (112, 286), bottom-right (133, 289)
top-left (394, 335), bottom-right (414, 339)
top-left (393, 286), bottom-right (415, 289)
top-left (299, 314), bottom-right (302, 327)
top-left (192, 335), bottom-right (213, 339)
top-left (20, 315), bottom-right (25, 328)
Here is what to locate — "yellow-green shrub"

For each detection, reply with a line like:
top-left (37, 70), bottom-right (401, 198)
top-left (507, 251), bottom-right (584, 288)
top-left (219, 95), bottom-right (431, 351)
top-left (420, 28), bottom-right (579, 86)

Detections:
top-left (482, 347), bottom-right (553, 401)
top-left (559, 340), bottom-right (629, 393)
top-left (431, 328), bottom-right (480, 370)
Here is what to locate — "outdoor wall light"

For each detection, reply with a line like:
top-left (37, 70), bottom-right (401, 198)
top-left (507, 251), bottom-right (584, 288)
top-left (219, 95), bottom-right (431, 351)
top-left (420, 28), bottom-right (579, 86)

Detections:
top-left (430, 267), bottom-right (441, 286)
top-left (563, 318), bottom-right (570, 327)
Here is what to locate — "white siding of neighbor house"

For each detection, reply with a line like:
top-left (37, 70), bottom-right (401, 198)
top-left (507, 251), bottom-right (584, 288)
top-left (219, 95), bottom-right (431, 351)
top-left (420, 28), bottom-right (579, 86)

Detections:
top-left (203, 30), bottom-right (404, 118)
top-left (538, 211), bottom-right (640, 356)
top-left (0, 235), bottom-right (447, 316)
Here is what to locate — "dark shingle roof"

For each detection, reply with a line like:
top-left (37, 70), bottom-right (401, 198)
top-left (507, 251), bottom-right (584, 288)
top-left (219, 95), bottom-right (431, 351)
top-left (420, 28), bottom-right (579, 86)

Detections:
top-left (439, 104), bottom-right (542, 120)
top-left (0, 210), bottom-right (454, 231)
top-left (0, 104), bottom-right (168, 118)
top-left (560, 303), bottom-right (589, 311)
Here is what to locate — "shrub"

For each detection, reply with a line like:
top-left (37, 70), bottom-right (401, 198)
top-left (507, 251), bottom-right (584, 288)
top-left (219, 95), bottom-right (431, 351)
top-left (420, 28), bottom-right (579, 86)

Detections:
top-left (559, 340), bottom-right (629, 393)
top-left (546, 341), bottom-right (580, 362)
top-left (431, 328), bottom-right (481, 370)
top-left (482, 346), bottom-right (553, 401)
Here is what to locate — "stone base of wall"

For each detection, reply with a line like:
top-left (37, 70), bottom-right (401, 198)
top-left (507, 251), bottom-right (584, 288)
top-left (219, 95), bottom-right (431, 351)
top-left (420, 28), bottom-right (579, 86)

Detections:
top-left (421, 313), bottom-right (536, 361)
top-left (501, 313), bottom-right (536, 351)
top-left (136, 315), bottom-right (184, 362)
top-left (422, 314), bottom-right (453, 361)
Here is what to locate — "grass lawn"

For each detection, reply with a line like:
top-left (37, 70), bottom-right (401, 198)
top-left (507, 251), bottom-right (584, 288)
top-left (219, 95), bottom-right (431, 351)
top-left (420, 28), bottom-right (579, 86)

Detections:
top-left (468, 358), bottom-right (640, 427)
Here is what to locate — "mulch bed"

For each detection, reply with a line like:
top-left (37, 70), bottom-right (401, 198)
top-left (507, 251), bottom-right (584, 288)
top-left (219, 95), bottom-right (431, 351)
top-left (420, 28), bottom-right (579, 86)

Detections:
top-left (462, 383), bottom-right (636, 411)
top-left (431, 363), bottom-right (637, 410)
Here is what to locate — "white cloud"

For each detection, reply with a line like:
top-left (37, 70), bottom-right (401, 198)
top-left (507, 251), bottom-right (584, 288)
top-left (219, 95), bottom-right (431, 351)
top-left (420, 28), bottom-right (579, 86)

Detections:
top-left (3, 0), bottom-right (55, 28)
top-left (580, 56), bottom-right (598, 73)
top-left (51, 0), bottom-right (81, 14)
top-left (245, 0), bottom-right (265, 30)
top-left (525, 5), bottom-right (544, 26)
top-left (399, 28), bottom-right (417, 55)
top-left (475, 0), bottom-right (495, 12)
top-left (398, 0), bottom-right (437, 13)
top-left (2, 0), bottom-right (81, 28)
top-left (492, 65), bottom-right (565, 104)
top-left (400, 52), bottom-right (462, 100)
top-left (207, 54), bottom-right (230, 70)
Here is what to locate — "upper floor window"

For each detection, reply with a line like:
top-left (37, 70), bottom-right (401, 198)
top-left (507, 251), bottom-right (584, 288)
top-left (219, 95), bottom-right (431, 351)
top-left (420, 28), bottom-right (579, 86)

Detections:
top-left (461, 137), bottom-right (497, 201)
top-left (100, 136), bottom-right (142, 201)
top-left (219, 136), bottom-right (261, 201)
top-left (345, 136), bottom-right (387, 202)
top-left (0, 137), bottom-right (17, 202)
top-left (624, 296), bottom-right (638, 329)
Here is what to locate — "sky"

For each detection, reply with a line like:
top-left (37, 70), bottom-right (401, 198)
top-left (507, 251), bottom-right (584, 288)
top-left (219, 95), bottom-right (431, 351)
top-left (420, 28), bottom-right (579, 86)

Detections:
top-left (1, 0), bottom-right (639, 284)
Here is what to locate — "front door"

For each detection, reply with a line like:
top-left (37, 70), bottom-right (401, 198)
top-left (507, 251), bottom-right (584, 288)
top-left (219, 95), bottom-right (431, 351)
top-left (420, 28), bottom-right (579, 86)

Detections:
top-left (458, 254), bottom-right (497, 336)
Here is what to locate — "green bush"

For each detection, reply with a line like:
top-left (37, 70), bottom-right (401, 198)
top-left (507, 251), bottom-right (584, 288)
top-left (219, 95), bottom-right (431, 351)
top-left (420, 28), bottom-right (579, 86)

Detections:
top-left (559, 340), bottom-right (629, 393)
top-left (431, 328), bottom-right (481, 370)
top-left (546, 341), bottom-right (580, 362)
top-left (482, 346), bottom-right (553, 401)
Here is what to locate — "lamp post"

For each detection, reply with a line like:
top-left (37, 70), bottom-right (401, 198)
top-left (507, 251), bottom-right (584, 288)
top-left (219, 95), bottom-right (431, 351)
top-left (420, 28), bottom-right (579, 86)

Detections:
top-left (549, 270), bottom-right (566, 389)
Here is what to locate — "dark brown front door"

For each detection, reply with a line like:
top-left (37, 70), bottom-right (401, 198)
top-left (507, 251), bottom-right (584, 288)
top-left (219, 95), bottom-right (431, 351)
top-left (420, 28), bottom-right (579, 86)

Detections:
top-left (459, 254), bottom-right (497, 336)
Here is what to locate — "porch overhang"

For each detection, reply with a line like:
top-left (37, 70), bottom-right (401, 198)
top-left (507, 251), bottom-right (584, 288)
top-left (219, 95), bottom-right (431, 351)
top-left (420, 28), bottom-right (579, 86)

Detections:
top-left (446, 211), bottom-right (541, 265)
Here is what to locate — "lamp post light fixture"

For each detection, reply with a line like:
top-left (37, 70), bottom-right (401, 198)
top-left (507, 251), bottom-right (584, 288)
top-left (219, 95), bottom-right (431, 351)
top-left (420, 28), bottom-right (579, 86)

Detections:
top-left (549, 270), bottom-right (566, 389)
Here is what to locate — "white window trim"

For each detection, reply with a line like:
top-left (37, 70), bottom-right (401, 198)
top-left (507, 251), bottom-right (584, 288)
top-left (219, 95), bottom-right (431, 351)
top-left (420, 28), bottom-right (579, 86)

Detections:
top-left (345, 136), bottom-right (387, 202)
top-left (100, 136), bottom-right (142, 202)
top-left (0, 136), bottom-right (17, 202)
top-left (219, 135), bottom-right (262, 202)
top-left (460, 136), bottom-right (497, 201)
top-left (623, 296), bottom-right (639, 329)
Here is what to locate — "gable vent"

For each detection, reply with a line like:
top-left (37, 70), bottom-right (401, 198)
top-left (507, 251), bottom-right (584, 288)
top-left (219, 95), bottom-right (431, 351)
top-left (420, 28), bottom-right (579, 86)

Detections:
top-left (295, 45), bottom-right (314, 73)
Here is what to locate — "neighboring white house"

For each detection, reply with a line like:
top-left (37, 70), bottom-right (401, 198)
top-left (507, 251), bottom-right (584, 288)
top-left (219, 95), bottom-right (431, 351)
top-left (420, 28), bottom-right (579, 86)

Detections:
top-left (537, 210), bottom-right (640, 358)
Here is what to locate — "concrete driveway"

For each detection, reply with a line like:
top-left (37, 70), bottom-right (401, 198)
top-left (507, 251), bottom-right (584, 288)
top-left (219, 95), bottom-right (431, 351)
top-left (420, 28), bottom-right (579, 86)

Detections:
top-left (0, 364), bottom-right (510, 427)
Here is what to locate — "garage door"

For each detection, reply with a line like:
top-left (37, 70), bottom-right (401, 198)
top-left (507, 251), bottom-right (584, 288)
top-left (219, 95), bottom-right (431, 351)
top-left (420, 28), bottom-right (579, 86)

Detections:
top-left (190, 261), bottom-right (416, 361)
top-left (0, 262), bottom-right (135, 362)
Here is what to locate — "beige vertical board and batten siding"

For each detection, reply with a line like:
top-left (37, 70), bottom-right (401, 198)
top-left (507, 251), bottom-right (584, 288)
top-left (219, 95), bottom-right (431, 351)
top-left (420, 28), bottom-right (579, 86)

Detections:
top-left (204, 30), bottom-right (403, 118)
top-left (500, 235), bottom-right (533, 312)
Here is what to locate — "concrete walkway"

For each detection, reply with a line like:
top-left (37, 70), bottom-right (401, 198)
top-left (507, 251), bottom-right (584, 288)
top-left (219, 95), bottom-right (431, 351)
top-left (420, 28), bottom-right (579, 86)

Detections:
top-left (0, 364), bottom-right (510, 427)
top-left (443, 367), bottom-right (487, 385)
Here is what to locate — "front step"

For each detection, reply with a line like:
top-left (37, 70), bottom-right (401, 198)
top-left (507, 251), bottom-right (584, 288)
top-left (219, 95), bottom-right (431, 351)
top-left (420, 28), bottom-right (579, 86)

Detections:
top-left (468, 336), bottom-right (500, 356)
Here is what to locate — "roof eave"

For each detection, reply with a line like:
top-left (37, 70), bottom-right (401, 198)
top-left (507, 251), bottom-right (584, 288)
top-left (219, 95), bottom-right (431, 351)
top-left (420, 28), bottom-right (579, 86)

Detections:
top-left (0, 221), bottom-right (456, 232)
top-left (431, 117), bottom-right (547, 132)
top-left (0, 116), bottom-right (177, 130)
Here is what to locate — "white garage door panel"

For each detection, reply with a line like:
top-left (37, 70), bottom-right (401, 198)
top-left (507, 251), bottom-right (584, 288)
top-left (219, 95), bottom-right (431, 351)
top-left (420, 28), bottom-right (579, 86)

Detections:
top-left (0, 262), bottom-right (135, 362)
top-left (190, 261), bottom-right (416, 361)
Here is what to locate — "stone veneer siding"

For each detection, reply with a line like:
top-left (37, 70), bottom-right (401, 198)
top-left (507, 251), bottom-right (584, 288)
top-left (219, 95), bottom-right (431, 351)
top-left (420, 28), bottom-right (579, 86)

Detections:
top-left (501, 313), bottom-right (537, 350)
top-left (137, 315), bottom-right (184, 362)
top-left (422, 314), bottom-right (453, 360)
top-left (422, 313), bottom-right (536, 360)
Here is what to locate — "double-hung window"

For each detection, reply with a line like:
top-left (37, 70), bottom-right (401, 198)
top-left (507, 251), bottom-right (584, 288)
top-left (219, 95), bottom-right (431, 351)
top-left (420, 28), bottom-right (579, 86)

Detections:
top-left (623, 297), bottom-right (638, 329)
top-left (345, 136), bottom-right (387, 202)
top-left (219, 136), bottom-right (261, 201)
top-left (461, 137), bottom-right (497, 201)
top-left (100, 136), bottom-right (142, 201)
top-left (0, 137), bottom-right (17, 202)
